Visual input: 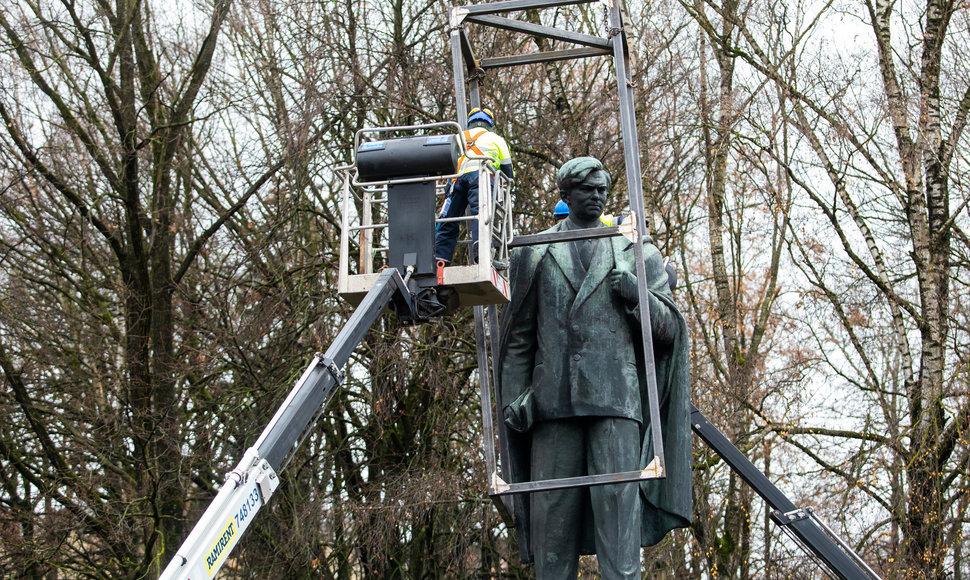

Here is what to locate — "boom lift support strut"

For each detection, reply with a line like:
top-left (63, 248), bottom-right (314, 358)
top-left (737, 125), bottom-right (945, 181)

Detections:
top-left (692, 405), bottom-right (881, 579)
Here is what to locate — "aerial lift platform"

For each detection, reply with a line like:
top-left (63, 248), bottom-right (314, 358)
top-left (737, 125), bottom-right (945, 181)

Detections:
top-left (159, 2), bottom-right (882, 579)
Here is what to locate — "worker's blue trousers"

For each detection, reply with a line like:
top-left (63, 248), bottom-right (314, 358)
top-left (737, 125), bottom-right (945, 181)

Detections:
top-left (434, 171), bottom-right (479, 263)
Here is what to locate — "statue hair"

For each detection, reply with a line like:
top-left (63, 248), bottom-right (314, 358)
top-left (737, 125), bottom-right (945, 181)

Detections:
top-left (557, 157), bottom-right (612, 198)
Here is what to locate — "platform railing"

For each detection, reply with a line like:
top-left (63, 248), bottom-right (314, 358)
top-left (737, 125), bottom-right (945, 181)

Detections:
top-left (336, 127), bottom-right (514, 306)
top-left (339, 170), bottom-right (510, 272)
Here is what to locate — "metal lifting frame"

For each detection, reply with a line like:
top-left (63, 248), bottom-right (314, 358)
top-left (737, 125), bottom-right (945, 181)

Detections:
top-left (452, 3), bottom-right (882, 579)
top-left (450, 0), bottom-right (667, 504)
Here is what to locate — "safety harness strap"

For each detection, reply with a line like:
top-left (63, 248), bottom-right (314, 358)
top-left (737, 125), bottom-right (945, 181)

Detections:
top-left (458, 128), bottom-right (489, 173)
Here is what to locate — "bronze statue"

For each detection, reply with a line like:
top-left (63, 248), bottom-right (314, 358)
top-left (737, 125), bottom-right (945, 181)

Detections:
top-left (498, 157), bottom-right (692, 579)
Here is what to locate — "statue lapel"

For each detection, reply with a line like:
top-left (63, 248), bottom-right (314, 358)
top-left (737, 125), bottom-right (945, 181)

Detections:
top-left (613, 235), bottom-right (634, 265)
top-left (569, 235), bottom-right (614, 317)
top-left (547, 225), bottom-right (582, 295)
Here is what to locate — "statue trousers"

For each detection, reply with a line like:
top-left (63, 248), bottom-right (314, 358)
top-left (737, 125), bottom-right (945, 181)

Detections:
top-left (530, 417), bottom-right (641, 580)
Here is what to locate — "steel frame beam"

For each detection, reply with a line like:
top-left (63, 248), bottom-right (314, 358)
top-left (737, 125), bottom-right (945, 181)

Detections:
top-left (508, 226), bottom-right (621, 248)
top-left (491, 465), bottom-right (662, 496)
top-left (466, 14), bottom-right (610, 49)
top-left (481, 47), bottom-right (609, 69)
top-left (605, 0), bottom-right (668, 474)
top-left (462, 0), bottom-right (592, 17)
top-left (458, 28), bottom-right (477, 71)
top-left (454, 1), bottom-right (610, 73)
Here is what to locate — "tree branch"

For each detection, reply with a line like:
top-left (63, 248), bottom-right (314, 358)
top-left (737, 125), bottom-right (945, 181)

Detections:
top-left (0, 100), bottom-right (126, 261)
top-left (0, 10), bottom-right (124, 195)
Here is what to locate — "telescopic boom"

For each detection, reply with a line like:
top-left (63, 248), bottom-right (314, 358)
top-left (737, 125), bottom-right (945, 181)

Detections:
top-left (159, 268), bottom-right (411, 580)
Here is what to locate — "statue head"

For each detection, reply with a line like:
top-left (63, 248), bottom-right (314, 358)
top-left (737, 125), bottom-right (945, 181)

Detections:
top-left (557, 157), bottom-right (611, 226)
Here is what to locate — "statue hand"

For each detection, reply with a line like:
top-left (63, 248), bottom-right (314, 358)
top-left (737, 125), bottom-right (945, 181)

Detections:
top-left (609, 269), bottom-right (638, 303)
top-left (503, 388), bottom-right (535, 433)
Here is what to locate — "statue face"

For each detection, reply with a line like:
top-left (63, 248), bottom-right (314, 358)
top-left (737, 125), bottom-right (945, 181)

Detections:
top-left (564, 170), bottom-right (609, 224)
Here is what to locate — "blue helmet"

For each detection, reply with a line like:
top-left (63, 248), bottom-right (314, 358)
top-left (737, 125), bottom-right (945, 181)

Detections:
top-left (554, 200), bottom-right (569, 218)
top-left (468, 107), bottom-right (494, 128)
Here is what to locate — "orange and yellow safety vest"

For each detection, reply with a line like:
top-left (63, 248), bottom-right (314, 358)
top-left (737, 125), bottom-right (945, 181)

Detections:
top-left (457, 128), bottom-right (512, 175)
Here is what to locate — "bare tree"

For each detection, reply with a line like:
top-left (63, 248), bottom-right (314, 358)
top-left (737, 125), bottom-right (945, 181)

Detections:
top-left (0, 0), bottom-right (338, 575)
top-left (682, 0), bottom-right (970, 575)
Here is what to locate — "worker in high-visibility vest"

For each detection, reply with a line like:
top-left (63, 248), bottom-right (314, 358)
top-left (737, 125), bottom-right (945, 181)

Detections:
top-left (434, 108), bottom-right (513, 264)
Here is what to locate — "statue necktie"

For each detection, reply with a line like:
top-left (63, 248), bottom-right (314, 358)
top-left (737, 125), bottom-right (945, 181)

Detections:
top-left (580, 239), bottom-right (593, 270)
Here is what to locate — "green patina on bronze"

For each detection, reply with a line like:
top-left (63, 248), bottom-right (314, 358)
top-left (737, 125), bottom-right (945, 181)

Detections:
top-left (497, 157), bottom-right (693, 578)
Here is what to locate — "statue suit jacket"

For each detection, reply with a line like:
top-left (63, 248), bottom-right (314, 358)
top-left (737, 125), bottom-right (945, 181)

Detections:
top-left (497, 220), bottom-right (693, 562)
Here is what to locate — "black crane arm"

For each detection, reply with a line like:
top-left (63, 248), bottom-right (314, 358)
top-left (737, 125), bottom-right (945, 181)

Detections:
top-left (690, 405), bottom-right (881, 580)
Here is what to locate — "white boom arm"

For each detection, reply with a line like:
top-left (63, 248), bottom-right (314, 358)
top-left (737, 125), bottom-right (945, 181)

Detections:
top-left (159, 448), bottom-right (279, 579)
